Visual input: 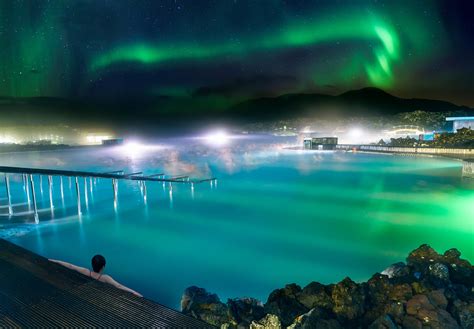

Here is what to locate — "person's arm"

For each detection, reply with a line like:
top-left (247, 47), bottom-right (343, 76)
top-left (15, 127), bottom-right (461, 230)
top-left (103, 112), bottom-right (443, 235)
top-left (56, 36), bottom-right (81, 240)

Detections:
top-left (49, 259), bottom-right (90, 276)
top-left (102, 275), bottom-right (143, 297)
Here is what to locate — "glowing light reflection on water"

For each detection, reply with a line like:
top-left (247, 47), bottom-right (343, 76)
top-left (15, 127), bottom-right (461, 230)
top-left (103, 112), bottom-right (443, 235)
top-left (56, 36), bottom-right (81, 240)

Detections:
top-left (0, 136), bottom-right (472, 308)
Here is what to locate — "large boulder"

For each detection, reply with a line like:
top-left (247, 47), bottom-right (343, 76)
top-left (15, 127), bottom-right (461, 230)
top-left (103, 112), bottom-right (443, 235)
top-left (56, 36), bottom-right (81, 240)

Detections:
top-left (250, 314), bottom-right (281, 329)
top-left (331, 277), bottom-right (366, 323)
top-left (444, 283), bottom-right (471, 306)
top-left (381, 262), bottom-right (411, 281)
top-left (364, 274), bottom-right (393, 324)
top-left (264, 284), bottom-right (309, 327)
top-left (368, 314), bottom-right (398, 329)
top-left (407, 244), bottom-right (441, 266)
top-left (181, 246), bottom-right (472, 328)
top-left (405, 294), bottom-right (460, 329)
top-left (407, 245), bottom-right (473, 287)
top-left (227, 297), bottom-right (265, 327)
top-left (450, 299), bottom-right (474, 329)
top-left (442, 248), bottom-right (474, 286)
top-left (407, 244), bottom-right (441, 280)
top-left (388, 283), bottom-right (413, 302)
top-left (288, 308), bottom-right (343, 329)
top-left (428, 263), bottom-right (450, 287)
top-left (411, 281), bottom-right (431, 295)
top-left (384, 302), bottom-right (406, 326)
top-left (181, 286), bottom-right (233, 327)
top-left (297, 281), bottom-right (333, 310)
top-left (401, 315), bottom-right (422, 329)
top-left (427, 289), bottom-right (448, 309)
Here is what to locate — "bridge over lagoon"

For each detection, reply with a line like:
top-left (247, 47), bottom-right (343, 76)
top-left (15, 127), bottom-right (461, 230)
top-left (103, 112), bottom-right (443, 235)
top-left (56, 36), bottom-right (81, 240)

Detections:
top-left (0, 166), bottom-right (217, 224)
top-left (384, 125), bottom-right (425, 136)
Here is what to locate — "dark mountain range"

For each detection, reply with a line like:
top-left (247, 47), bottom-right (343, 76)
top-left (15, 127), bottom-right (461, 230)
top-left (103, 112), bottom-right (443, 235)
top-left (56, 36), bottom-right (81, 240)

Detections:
top-left (0, 88), bottom-right (472, 132)
top-left (229, 87), bottom-right (474, 121)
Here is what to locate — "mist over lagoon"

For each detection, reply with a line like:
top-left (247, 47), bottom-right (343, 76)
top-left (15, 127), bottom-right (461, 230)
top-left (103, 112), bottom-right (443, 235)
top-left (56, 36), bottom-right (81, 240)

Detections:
top-left (1, 136), bottom-right (472, 309)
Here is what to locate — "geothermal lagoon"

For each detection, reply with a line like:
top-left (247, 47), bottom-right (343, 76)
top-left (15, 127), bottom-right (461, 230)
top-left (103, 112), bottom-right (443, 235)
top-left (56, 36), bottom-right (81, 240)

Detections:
top-left (1, 136), bottom-right (472, 308)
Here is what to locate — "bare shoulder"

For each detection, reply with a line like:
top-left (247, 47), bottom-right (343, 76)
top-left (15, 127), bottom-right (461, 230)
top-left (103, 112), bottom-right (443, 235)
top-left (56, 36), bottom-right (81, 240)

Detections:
top-left (100, 274), bottom-right (115, 283)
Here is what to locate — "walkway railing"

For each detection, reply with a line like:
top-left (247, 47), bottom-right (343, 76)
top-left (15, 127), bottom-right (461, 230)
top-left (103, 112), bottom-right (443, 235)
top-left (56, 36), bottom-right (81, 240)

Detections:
top-left (0, 166), bottom-right (217, 223)
top-left (336, 144), bottom-right (474, 155)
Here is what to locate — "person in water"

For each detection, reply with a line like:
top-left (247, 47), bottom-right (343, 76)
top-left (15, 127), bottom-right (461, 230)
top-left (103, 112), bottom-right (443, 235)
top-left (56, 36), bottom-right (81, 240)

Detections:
top-left (49, 255), bottom-right (143, 297)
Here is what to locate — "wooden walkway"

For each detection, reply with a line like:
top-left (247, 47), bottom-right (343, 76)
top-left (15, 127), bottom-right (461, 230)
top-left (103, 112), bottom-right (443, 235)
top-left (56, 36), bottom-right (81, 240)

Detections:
top-left (0, 165), bottom-right (216, 184)
top-left (0, 239), bottom-right (214, 328)
top-left (0, 165), bottom-right (217, 222)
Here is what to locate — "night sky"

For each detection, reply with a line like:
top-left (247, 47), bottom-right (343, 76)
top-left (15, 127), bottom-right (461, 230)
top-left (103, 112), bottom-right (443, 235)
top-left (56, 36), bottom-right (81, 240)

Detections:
top-left (1, 0), bottom-right (473, 107)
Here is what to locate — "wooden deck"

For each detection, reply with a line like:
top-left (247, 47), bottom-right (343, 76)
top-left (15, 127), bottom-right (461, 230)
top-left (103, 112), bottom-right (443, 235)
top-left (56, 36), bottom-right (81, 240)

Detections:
top-left (0, 165), bottom-right (215, 184)
top-left (0, 239), bottom-right (214, 328)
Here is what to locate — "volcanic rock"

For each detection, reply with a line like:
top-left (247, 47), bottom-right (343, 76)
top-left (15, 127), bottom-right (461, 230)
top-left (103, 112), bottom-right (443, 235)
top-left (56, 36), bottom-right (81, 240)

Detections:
top-left (381, 262), bottom-right (410, 281)
top-left (288, 308), bottom-right (343, 329)
top-left (368, 314), bottom-right (398, 329)
top-left (228, 297), bottom-right (265, 327)
top-left (297, 281), bottom-right (333, 310)
top-left (405, 294), bottom-right (459, 328)
top-left (180, 286), bottom-right (233, 327)
top-left (249, 314), bottom-right (281, 329)
top-left (182, 245), bottom-right (473, 328)
top-left (331, 277), bottom-right (366, 323)
top-left (264, 284), bottom-right (309, 327)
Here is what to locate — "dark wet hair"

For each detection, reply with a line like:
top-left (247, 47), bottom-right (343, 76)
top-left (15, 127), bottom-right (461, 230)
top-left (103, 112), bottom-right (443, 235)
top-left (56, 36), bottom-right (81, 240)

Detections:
top-left (91, 255), bottom-right (106, 273)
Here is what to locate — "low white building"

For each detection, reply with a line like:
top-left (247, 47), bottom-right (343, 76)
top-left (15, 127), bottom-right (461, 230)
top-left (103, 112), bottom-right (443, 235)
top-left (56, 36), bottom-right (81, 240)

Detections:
top-left (446, 117), bottom-right (474, 132)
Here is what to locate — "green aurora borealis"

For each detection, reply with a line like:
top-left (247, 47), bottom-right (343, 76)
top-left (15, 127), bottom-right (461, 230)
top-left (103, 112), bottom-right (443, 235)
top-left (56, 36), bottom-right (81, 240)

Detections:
top-left (0, 1), bottom-right (473, 106)
top-left (91, 11), bottom-right (403, 88)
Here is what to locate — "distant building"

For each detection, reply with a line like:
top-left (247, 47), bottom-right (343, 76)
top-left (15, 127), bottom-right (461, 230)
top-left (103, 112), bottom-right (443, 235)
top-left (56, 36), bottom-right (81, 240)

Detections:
top-left (304, 137), bottom-right (338, 150)
top-left (102, 138), bottom-right (124, 146)
top-left (446, 117), bottom-right (474, 132)
top-left (462, 159), bottom-right (474, 178)
top-left (419, 133), bottom-right (433, 141)
top-left (85, 133), bottom-right (113, 145)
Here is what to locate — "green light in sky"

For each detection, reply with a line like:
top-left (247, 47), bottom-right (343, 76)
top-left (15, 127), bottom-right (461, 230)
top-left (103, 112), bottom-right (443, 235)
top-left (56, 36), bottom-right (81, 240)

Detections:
top-left (0, 2), bottom-right (448, 98)
top-left (0, 2), bottom-right (71, 97)
top-left (90, 11), bottom-right (402, 88)
top-left (375, 26), bottom-right (397, 57)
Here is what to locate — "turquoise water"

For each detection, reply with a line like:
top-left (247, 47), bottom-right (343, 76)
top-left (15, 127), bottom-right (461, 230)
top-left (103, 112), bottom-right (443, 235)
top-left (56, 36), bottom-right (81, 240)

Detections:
top-left (1, 137), bottom-right (473, 308)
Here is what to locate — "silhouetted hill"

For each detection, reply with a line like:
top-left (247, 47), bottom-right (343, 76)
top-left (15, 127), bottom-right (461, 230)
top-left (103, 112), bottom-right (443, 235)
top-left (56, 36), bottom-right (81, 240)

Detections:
top-left (339, 87), bottom-right (400, 104)
top-left (230, 87), bottom-right (474, 121)
top-left (0, 96), bottom-right (98, 127)
top-left (0, 88), bottom-right (472, 131)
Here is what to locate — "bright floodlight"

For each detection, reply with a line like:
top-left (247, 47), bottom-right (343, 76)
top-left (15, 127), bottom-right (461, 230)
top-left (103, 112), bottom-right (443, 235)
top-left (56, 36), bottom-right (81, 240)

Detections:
top-left (120, 141), bottom-right (163, 158)
top-left (348, 128), bottom-right (363, 138)
top-left (123, 141), bottom-right (140, 150)
top-left (204, 130), bottom-right (230, 146)
top-left (121, 142), bottom-right (143, 157)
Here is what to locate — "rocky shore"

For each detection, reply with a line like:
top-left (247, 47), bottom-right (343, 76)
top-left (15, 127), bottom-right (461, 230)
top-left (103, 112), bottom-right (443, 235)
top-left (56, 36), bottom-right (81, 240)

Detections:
top-left (181, 245), bottom-right (473, 328)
